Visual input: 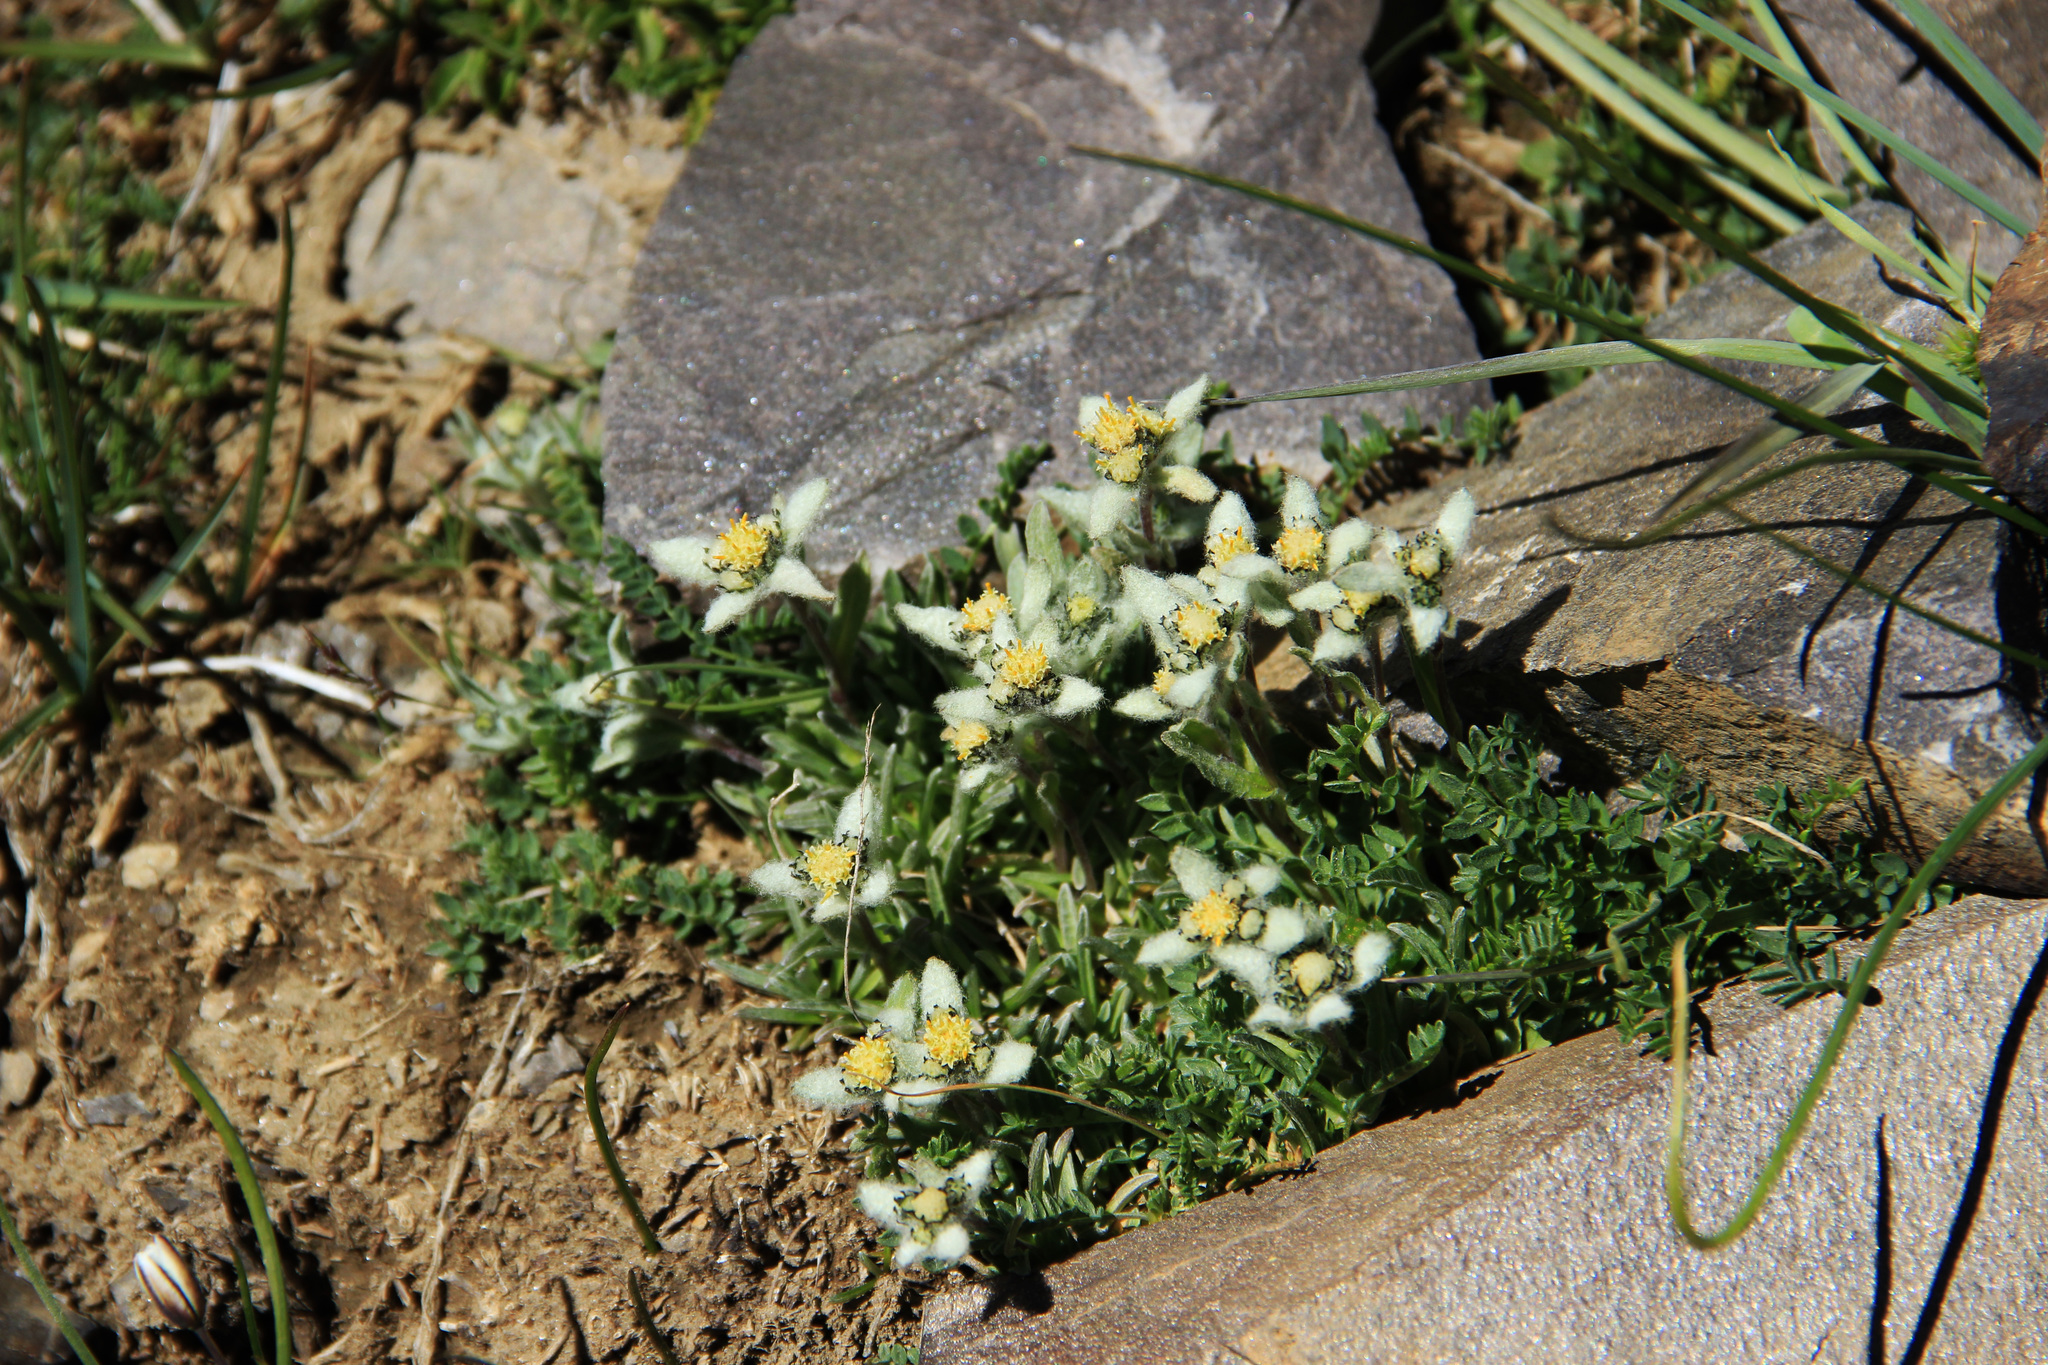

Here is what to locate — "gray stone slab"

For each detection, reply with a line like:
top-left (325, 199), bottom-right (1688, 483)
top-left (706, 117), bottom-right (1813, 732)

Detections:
top-left (922, 894), bottom-right (2048, 1364)
top-left (1349, 202), bottom-right (2046, 891)
top-left (1789, 0), bottom-right (2043, 273)
top-left (601, 0), bottom-right (1481, 572)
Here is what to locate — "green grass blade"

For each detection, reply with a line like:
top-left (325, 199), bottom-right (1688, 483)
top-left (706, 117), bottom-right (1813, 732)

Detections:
top-left (0, 689), bottom-right (79, 762)
top-left (1885, 0), bottom-right (2044, 156)
top-left (1497, 0), bottom-right (1843, 214)
top-left (227, 1242), bottom-right (272, 1365)
top-left (0, 1196), bottom-right (105, 1365)
top-left (229, 207), bottom-right (294, 609)
top-left (1488, 0), bottom-right (1807, 233)
top-left (1648, 0), bottom-right (2033, 236)
top-left (626, 1270), bottom-right (682, 1365)
top-left (1231, 337), bottom-right (1851, 404)
top-left (168, 1051), bottom-right (295, 1365)
top-left (132, 469), bottom-right (243, 618)
top-left (1653, 361), bottom-right (1883, 522)
top-left (7, 276), bottom-right (246, 314)
top-left (0, 37), bottom-right (212, 69)
top-left (23, 279), bottom-right (93, 692)
top-left (1743, 0), bottom-right (1884, 186)
top-left (1667, 727), bottom-right (2048, 1248)
top-left (1075, 145), bottom-right (1896, 456)
top-left (585, 1006), bottom-right (662, 1253)
top-left (0, 578), bottom-right (82, 699)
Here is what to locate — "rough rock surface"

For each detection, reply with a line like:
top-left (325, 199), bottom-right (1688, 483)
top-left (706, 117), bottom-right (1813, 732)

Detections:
top-left (601, 0), bottom-right (1481, 572)
top-left (1357, 203), bottom-right (2047, 891)
top-left (921, 895), bottom-right (2048, 1364)
top-left (343, 116), bottom-right (684, 361)
top-left (1789, 0), bottom-right (2044, 271)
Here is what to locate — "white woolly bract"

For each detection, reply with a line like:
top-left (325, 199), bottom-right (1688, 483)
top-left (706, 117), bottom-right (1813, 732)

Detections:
top-left (1050, 677), bottom-right (1103, 717)
top-left (855, 869), bottom-right (894, 906)
top-left (1164, 667), bottom-right (1217, 709)
top-left (1257, 905), bottom-right (1310, 955)
top-left (857, 1182), bottom-right (905, 1228)
top-left (1242, 863), bottom-right (1281, 898)
top-left (1136, 930), bottom-right (1201, 968)
top-left (1408, 603), bottom-right (1451, 652)
top-left (1168, 844), bottom-right (1222, 898)
top-left (648, 535), bottom-right (717, 585)
top-left (1247, 999), bottom-right (1299, 1030)
top-left (1089, 482), bottom-right (1138, 538)
top-left (1115, 689), bottom-right (1176, 721)
top-left (1160, 465), bottom-right (1217, 503)
top-left (1220, 552), bottom-right (1281, 582)
top-left (550, 674), bottom-right (607, 716)
top-left (1353, 930), bottom-right (1394, 984)
top-left (956, 1149), bottom-right (996, 1194)
top-left (834, 782), bottom-right (878, 842)
top-left (1289, 581), bottom-right (1343, 612)
top-left (750, 862), bottom-right (803, 898)
top-left (594, 711), bottom-right (665, 772)
top-left (896, 603), bottom-right (968, 655)
top-left (1076, 391), bottom-right (1113, 428)
top-left (923, 1224), bottom-right (971, 1268)
top-left (1327, 518), bottom-right (1375, 563)
top-left (763, 556), bottom-right (831, 602)
top-left (1207, 492), bottom-right (1254, 545)
top-left (1303, 995), bottom-right (1355, 1029)
top-left (1312, 625), bottom-right (1365, 663)
top-left (1121, 566), bottom-right (1179, 622)
top-left (1212, 943), bottom-right (1278, 997)
top-left (920, 957), bottom-right (966, 1018)
top-left (1163, 375), bottom-right (1209, 427)
top-left (790, 1067), bottom-right (863, 1112)
top-left (986, 1039), bottom-right (1034, 1085)
top-left (781, 478), bottom-right (832, 543)
top-left (1280, 475), bottom-right (1321, 526)
top-left (889, 1075), bottom-right (948, 1109)
top-left (809, 895), bottom-right (850, 922)
top-left (1435, 487), bottom-right (1477, 555)
top-left (1334, 560), bottom-right (1407, 595)
top-left (703, 586), bottom-right (763, 633)
top-left (936, 687), bottom-right (1002, 726)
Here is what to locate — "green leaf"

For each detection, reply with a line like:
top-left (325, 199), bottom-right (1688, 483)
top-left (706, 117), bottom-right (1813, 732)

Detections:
top-left (1159, 720), bottom-right (1276, 800)
top-left (1885, 0), bottom-right (2044, 157)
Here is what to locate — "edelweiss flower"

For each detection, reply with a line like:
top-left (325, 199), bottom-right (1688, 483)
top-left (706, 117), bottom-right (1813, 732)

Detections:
top-left (940, 715), bottom-right (1015, 791)
top-left (751, 782), bottom-right (893, 921)
top-left (1218, 926), bottom-right (1395, 1031)
top-left (1196, 493), bottom-right (1296, 625)
top-left (896, 580), bottom-right (1016, 663)
top-left (648, 478), bottom-right (834, 632)
top-left (1113, 567), bottom-right (1238, 720)
top-left (1387, 488), bottom-right (1477, 650)
top-left (1135, 845), bottom-right (1291, 967)
top-left (857, 1149), bottom-right (997, 1270)
top-left (1079, 377), bottom-right (1218, 539)
top-left (1292, 519), bottom-right (1405, 663)
top-left (936, 616), bottom-right (1103, 729)
top-left (547, 617), bottom-right (676, 771)
top-left (790, 958), bottom-right (1033, 1113)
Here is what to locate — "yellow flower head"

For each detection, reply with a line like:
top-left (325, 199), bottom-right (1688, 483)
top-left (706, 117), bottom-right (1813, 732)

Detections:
top-left (1206, 526), bottom-right (1255, 567)
top-left (1079, 396), bottom-right (1175, 484)
top-left (1400, 534), bottom-right (1447, 582)
top-left (941, 720), bottom-right (993, 761)
top-left (842, 1034), bottom-right (896, 1090)
top-left (710, 512), bottom-right (777, 579)
top-left (1151, 668), bottom-right (1175, 696)
top-left (995, 641), bottom-right (1051, 692)
top-left (1342, 588), bottom-right (1387, 618)
top-left (1066, 594), bottom-right (1098, 625)
top-left (923, 1009), bottom-right (976, 1071)
top-left (1274, 525), bottom-right (1325, 574)
top-left (1291, 950), bottom-right (1337, 997)
top-left (1174, 601), bottom-right (1225, 652)
top-left (802, 840), bottom-right (859, 895)
top-left (904, 1185), bottom-right (952, 1227)
top-left (1183, 890), bottom-right (1241, 946)
top-left (960, 586), bottom-right (1009, 634)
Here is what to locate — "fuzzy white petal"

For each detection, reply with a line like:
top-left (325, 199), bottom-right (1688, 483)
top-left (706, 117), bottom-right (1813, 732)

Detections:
top-left (1136, 930), bottom-right (1200, 967)
top-left (1303, 995), bottom-right (1354, 1028)
top-left (1352, 930), bottom-right (1394, 985)
top-left (957, 1149), bottom-right (997, 1195)
top-left (891, 1075), bottom-right (949, 1109)
top-left (1164, 375), bottom-right (1209, 426)
top-left (1334, 560), bottom-right (1408, 595)
top-left (1115, 689), bottom-right (1177, 721)
top-left (1077, 391), bottom-right (1113, 428)
top-left (1435, 488), bottom-right (1478, 556)
top-left (1313, 626), bottom-right (1364, 663)
top-left (764, 557), bottom-right (833, 602)
top-left (1247, 999), bottom-right (1299, 1030)
top-left (896, 604), bottom-right (968, 655)
top-left (1212, 943), bottom-right (1278, 997)
top-left (1257, 905), bottom-right (1310, 955)
top-left (1220, 553), bottom-right (1282, 582)
top-left (834, 783), bottom-right (876, 841)
top-left (856, 868), bottom-right (894, 906)
top-left (925, 1224), bottom-right (971, 1267)
top-left (1168, 845), bottom-right (1222, 898)
top-left (781, 478), bottom-right (832, 543)
top-left (1089, 482), bottom-right (1139, 539)
top-left (1164, 667), bottom-right (1218, 710)
top-left (648, 535), bottom-right (717, 585)
top-left (960, 762), bottom-right (1002, 792)
top-left (1328, 519), bottom-right (1374, 563)
top-left (893, 1236), bottom-right (931, 1270)
top-left (751, 862), bottom-right (804, 899)
top-left (550, 674), bottom-right (609, 716)
top-left (1207, 492), bottom-right (1254, 542)
top-left (703, 587), bottom-right (761, 633)
top-left (1289, 581), bottom-right (1343, 612)
top-left (858, 1181), bottom-right (907, 1230)
top-left (810, 895), bottom-right (850, 921)
top-left (790, 1068), bottom-right (863, 1112)
top-left (1160, 465), bottom-right (1217, 503)
top-left (1242, 864), bottom-right (1281, 898)
top-left (1281, 476), bottom-right (1321, 527)
top-left (985, 1040), bottom-right (1034, 1086)
top-left (919, 957), bottom-right (966, 1018)
top-left (936, 687), bottom-right (1002, 726)
top-left (1049, 677), bottom-right (1103, 717)
top-left (1408, 604), bottom-right (1450, 652)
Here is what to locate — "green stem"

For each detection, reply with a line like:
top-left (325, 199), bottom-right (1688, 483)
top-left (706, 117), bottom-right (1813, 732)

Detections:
top-left (1664, 729), bottom-right (2048, 1248)
top-left (167, 1051), bottom-right (293, 1365)
top-left (625, 1269), bottom-right (681, 1365)
top-left (0, 1194), bottom-right (105, 1365)
top-left (585, 1006), bottom-right (662, 1254)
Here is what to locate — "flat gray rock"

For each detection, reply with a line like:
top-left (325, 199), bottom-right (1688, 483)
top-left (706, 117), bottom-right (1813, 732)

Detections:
top-left (602, 0), bottom-right (1481, 572)
top-left (922, 894), bottom-right (2048, 1364)
top-left (1789, 0), bottom-right (2043, 272)
top-left (1357, 203), bottom-right (2046, 892)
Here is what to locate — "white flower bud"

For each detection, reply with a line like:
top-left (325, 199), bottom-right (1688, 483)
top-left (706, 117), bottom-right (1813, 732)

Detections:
top-left (135, 1234), bottom-right (204, 1331)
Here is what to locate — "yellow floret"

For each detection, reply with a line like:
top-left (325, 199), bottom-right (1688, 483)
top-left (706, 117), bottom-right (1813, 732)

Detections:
top-left (802, 840), bottom-right (859, 895)
top-left (904, 1186), bottom-right (952, 1226)
top-left (842, 1034), bottom-right (896, 1090)
top-left (995, 641), bottom-right (1051, 692)
top-left (922, 1009), bottom-right (976, 1070)
top-left (1183, 890), bottom-right (1241, 946)
top-left (1206, 526), bottom-right (1255, 566)
top-left (711, 512), bottom-right (776, 576)
top-left (1342, 588), bottom-right (1386, 617)
top-left (960, 586), bottom-right (1009, 633)
top-left (1093, 445), bottom-right (1147, 484)
top-left (1274, 524), bottom-right (1325, 573)
top-left (1174, 601), bottom-right (1225, 651)
top-left (941, 720), bottom-right (993, 761)
top-left (1079, 396), bottom-right (1176, 484)
top-left (1066, 594), bottom-right (1098, 625)
top-left (1291, 950), bottom-right (1336, 997)
top-left (1151, 668), bottom-right (1175, 696)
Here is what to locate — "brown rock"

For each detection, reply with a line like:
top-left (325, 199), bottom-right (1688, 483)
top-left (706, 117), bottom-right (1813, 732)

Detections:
top-left (923, 895), bottom-right (2048, 1363)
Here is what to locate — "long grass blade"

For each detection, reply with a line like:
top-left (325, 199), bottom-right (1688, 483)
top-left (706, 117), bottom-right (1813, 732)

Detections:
top-left (0, 37), bottom-right (212, 69)
top-left (1653, 361), bottom-right (1882, 522)
top-left (168, 1051), bottom-right (295, 1365)
top-left (23, 278), bottom-right (93, 692)
top-left (131, 466), bottom-right (244, 619)
top-left (1648, 0), bottom-right (2032, 237)
top-left (1230, 337), bottom-right (1850, 404)
top-left (1743, 0), bottom-right (1884, 186)
top-left (0, 688), bottom-right (78, 762)
top-left (5, 276), bottom-right (246, 314)
top-left (227, 1243), bottom-right (272, 1365)
top-left (0, 1196), bottom-right (105, 1365)
top-left (626, 1270), bottom-right (683, 1365)
top-left (229, 207), bottom-right (293, 609)
top-left (1489, 0), bottom-right (1807, 233)
top-left (1884, 0), bottom-right (2044, 157)
top-left (1667, 726), bottom-right (2048, 1247)
top-left (1497, 0), bottom-right (1844, 213)
top-left (585, 1005), bottom-right (662, 1253)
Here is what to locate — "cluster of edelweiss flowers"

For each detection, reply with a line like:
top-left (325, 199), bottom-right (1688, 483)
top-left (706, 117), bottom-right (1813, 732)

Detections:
top-left (644, 377), bottom-right (1480, 1271)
